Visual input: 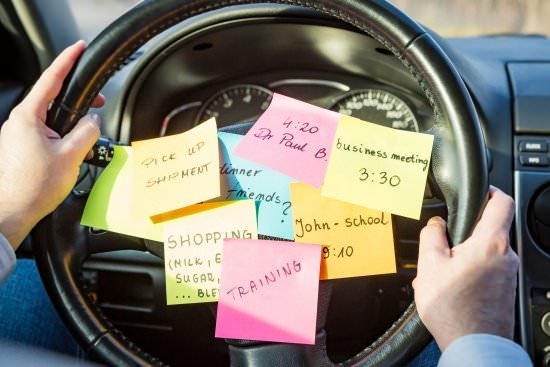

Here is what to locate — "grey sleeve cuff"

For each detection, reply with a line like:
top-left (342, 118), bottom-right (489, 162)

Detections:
top-left (438, 334), bottom-right (533, 367)
top-left (0, 232), bottom-right (16, 285)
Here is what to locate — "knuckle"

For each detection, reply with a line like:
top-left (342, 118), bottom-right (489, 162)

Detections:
top-left (496, 231), bottom-right (510, 247)
top-left (419, 226), bottom-right (429, 241)
top-left (419, 225), bottom-right (435, 241)
top-left (44, 65), bottom-right (66, 84)
top-left (89, 121), bottom-right (101, 136)
top-left (8, 105), bottom-right (23, 120)
top-left (80, 116), bottom-right (100, 138)
top-left (507, 250), bottom-right (520, 271)
top-left (496, 190), bottom-right (515, 212)
top-left (504, 193), bottom-right (515, 207)
top-left (6, 106), bottom-right (32, 127)
top-left (502, 194), bottom-right (516, 213)
top-left (487, 231), bottom-right (510, 254)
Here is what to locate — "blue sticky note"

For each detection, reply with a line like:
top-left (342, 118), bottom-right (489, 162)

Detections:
top-left (217, 132), bottom-right (295, 240)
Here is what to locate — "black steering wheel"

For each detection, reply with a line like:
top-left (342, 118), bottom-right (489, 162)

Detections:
top-left (33, 1), bottom-right (488, 366)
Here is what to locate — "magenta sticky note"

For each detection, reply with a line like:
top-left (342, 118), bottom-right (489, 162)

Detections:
top-left (233, 93), bottom-right (339, 187)
top-left (215, 239), bottom-right (321, 344)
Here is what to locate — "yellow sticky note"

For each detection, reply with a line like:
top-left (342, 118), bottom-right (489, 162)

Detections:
top-left (322, 115), bottom-right (433, 219)
top-left (291, 183), bottom-right (395, 280)
top-left (132, 118), bottom-right (220, 222)
top-left (81, 146), bottom-right (163, 241)
top-left (164, 200), bottom-right (258, 305)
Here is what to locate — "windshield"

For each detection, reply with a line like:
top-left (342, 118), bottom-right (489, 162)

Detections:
top-left (68, 0), bottom-right (550, 40)
top-left (392, 0), bottom-right (550, 36)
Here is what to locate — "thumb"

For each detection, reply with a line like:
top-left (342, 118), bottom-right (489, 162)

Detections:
top-left (60, 113), bottom-right (101, 163)
top-left (418, 217), bottom-right (451, 266)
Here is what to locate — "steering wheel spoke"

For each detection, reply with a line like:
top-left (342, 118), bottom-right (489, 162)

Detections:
top-left (87, 230), bottom-right (148, 256)
top-left (36, 190), bottom-right (149, 267)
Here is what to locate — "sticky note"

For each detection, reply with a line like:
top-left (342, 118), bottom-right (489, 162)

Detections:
top-left (290, 183), bottom-right (396, 279)
top-left (164, 200), bottom-right (258, 305)
top-left (215, 239), bottom-right (321, 344)
top-left (322, 115), bottom-right (434, 219)
top-left (217, 132), bottom-right (295, 239)
top-left (233, 93), bottom-right (339, 187)
top-left (132, 118), bottom-right (220, 221)
top-left (81, 146), bottom-right (163, 241)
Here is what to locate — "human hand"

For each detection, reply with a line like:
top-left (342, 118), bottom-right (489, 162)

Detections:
top-left (0, 40), bottom-right (103, 249)
top-left (413, 186), bottom-right (518, 351)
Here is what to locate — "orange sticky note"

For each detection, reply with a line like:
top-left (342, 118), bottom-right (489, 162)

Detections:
top-left (131, 118), bottom-right (220, 221)
top-left (290, 183), bottom-right (396, 279)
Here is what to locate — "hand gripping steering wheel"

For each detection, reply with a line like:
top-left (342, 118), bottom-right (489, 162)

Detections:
top-left (34, 1), bottom-right (488, 366)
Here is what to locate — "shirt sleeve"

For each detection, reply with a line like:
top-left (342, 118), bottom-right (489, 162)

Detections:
top-left (438, 334), bottom-right (533, 367)
top-left (0, 232), bottom-right (16, 285)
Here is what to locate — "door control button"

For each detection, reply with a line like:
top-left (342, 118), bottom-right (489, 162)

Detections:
top-left (520, 155), bottom-right (549, 166)
top-left (519, 141), bottom-right (549, 153)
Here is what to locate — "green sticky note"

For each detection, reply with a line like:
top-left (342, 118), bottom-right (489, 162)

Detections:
top-left (81, 145), bottom-right (163, 241)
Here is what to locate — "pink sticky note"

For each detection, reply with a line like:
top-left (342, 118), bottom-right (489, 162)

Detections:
top-left (215, 239), bottom-right (321, 344)
top-left (234, 94), bottom-right (339, 187)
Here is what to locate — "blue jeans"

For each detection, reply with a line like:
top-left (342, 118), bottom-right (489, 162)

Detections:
top-left (407, 339), bottom-right (441, 367)
top-left (0, 259), bottom-right (84, 358)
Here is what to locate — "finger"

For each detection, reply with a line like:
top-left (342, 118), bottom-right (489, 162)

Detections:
top-left (418, 217), bottom-right (451, 263)
top-left (22, 40), bottom-right (87, 120)
top-left (60, 113), bottom-right (101, 163)
top-left (91, 93), bottom-right (105, 108)
top-left (471, 186), bottom-right (515, 239)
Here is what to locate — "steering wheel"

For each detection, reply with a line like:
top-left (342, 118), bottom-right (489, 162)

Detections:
top-left (33, 1), bottom-right (488, 366)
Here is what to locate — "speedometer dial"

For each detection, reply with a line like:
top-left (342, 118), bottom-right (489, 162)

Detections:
top-left (330, 89), bottom-right (419, 131)
top-left (196, 84), bottom-right (273, 127)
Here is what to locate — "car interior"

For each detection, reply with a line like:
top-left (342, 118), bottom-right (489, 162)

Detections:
top-left (1, 0), bottom-right (550, 366)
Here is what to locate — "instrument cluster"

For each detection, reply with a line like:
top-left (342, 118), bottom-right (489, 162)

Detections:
top-left (160, 78), bottom-right (433, 137)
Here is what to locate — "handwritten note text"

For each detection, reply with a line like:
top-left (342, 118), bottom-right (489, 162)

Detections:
top-left (164, 200), bottom-right (258, 305)
top-left (234, 94), bottom-right (339, 187)
top-left (322, 115), bottom-right (434, 219)
top-left (132, 118), bottom-right (220, 221)
top-left (215, 239), bottom-right (321, 344)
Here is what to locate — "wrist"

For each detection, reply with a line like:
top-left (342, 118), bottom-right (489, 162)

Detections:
top-left (0, 208), bottom-right (37, 250)
top-left (433, 320), bottom-right (514, 351)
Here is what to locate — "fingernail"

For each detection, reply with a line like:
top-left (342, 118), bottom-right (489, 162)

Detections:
top-left (428, 216), bottom-right (445, 226)
top-left (86, 149), bottom-right (94, 160)
top-left (88, 113), bottom-right (101, 127)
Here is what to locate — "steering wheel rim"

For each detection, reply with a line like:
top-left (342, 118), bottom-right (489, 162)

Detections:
top-left (33, 1), bottom-right (488, 366)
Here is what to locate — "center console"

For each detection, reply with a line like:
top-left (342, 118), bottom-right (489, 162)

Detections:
top-left (510, 62), bottom-right (550, 366)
